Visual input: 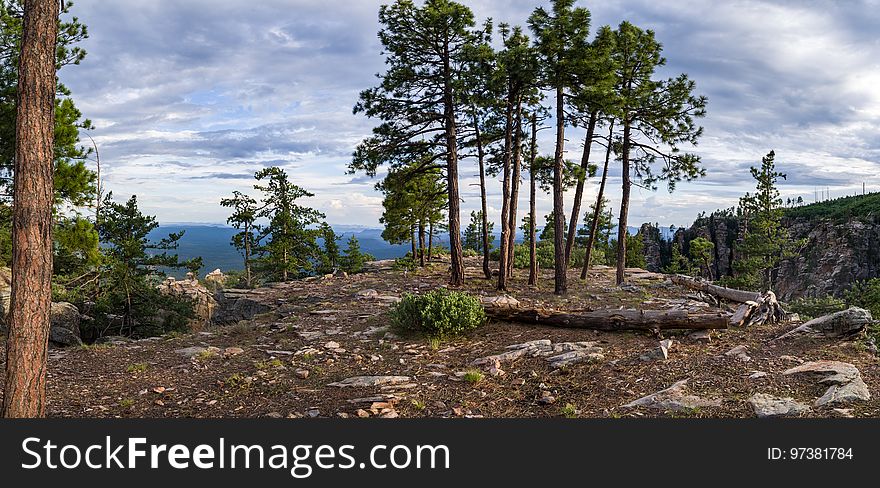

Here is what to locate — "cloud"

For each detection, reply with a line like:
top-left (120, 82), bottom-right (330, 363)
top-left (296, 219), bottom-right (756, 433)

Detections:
top-left (60, 0), bottom-right (880, 227)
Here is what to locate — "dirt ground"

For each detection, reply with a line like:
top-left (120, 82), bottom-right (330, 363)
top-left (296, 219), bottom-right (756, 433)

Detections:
top-left (1, 258), bottom-right (878, 418)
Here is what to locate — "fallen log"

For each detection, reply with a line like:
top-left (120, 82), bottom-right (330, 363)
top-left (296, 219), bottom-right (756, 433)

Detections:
top-left (670, 275), bottom-right (761, 303)
top-left (774, 307), bottom-right (872, 340)
top-left (484, 306), bottom-right (729, 331)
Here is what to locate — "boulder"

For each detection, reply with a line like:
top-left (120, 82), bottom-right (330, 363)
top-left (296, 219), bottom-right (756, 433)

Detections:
top-left (775, 307), bottom-right (873, 340)
top-left (204, 269), bottom-right (228, 287)
top-left (213, 289), bottom-right (271, 325)
top-left (783, 360), bottom-right (871, 407)
top-left (749, 393), bottom-right (810, 418)
top-left (49, 302), bottom-right (83, 347)
top-left (157, 275), bottom-right (217, 329)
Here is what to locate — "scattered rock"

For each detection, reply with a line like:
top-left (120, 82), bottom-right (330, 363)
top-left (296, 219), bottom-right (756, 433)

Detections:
top-left (355, 409), bottom-right (370, 418)
top-left (538, 391), bottom-right (556, 405)
top-left (324, 341), bottom-right (341, 350)
top-left (724, 345), bottom-right (751, 362)
top-left (174, 346), bottom-right (208, 358)
top-left (472, 340), bottom-right (604, 370)
top-left (480, 295), bottom-right (520, 308)
top-left (748, 371), bottom-right (768, 380)
top-left (623, 379), bottom-right (722, 412)
top-left (640, 339), bottom-right (673, 361)
top-left (687, 330), bottom-right (712, 342)
top-left (783, 360), bottom-right (871, 407)
top-left (749, 393), bottom-right (810, 418)
top-left (328, 376), bottom-right (412, 388)
top-left (223, 347), bottom-right (244, 357)
top-left (204, 269), bottom-right (227, 287)
top-left (295, 369), bottom-right (310, 379)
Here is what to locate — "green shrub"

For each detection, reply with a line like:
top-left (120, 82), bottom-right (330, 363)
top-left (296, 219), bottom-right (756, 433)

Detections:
top-left (844, 279), bottom-right (880, 317)
top-left (786, 296), bottom-right (847, 321)
top-left (462, 248), bottom-right (479, 258)
top-left (389, 289), bottom-right (486, 338)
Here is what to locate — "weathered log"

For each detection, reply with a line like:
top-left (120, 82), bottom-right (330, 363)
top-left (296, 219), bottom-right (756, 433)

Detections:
top-left (670, 275), bottom-right (761, 303)
top-left (484, 306), bottom-right (729, 331)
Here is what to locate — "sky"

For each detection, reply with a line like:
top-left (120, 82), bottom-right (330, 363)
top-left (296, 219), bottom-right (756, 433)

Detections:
top-left (61, 0), bottom-right (880, 229)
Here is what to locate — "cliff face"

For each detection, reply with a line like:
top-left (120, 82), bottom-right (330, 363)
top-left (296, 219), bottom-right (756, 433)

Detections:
top-left (650, 213), bottom-right (880, 300)
top-left (775, 216), bottom-right (880, 300)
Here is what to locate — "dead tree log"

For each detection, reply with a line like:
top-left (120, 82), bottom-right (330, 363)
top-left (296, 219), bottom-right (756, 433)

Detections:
top-left (669, 275), bottom-right (787, 327)
top-left (484, 306), bottom-right (729, 331)
top-left (670, 275), bottom-right (761, 303)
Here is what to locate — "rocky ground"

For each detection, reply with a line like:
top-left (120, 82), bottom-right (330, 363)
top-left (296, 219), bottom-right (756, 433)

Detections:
top-left (1, 258), bottom-right (877, 418)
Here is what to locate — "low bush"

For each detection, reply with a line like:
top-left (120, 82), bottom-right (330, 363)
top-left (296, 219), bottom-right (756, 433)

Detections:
top-left (389, 289), bottom-right (486, 338)
top-left (786, 296), bottom-right (847, 321)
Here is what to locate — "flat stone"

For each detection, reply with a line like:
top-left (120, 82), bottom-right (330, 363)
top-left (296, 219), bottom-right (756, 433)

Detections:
top-left (687, 330), bottom-right (712, 342)
top-left (748, 371), bottom-right (768, 380)
top-left (749, 393), bottom-right (810, 418)
top-left (783, 360), bottom-right (861, 385)
top-left (224, 347), bottom-right (244, 357)
top-left (724, 345), bottom-right (751, 362)
top-left (174, 346), bottom-right (207, 358)
top-left (623, 379), bottom-right (721, 412)
top-left (328, 376), bottom-right (412, 388)
top-left (324, 341), bottom-right (341, 350)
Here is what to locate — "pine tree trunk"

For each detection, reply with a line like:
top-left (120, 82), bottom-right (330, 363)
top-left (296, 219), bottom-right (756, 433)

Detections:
top-left (471, 107), bottom-right (492, 280)
top-left (528, 114), bottom-right (538, 286)
top-left (564, 110), bottom-right (597, 269)
top-left (582, 122), bottom-right (614, 279)
top-left (553, 85), bottom-right (567, 295)
top-left (616, 121), bottom-right (632, 286)
top-left (443, 43), bottom-right (464, 287)
top-left (505, 97), bottom-right (524, 279)
top-left (418, 220), bottom-right (426, 267)
top-left (427, 221), bottom-right (434, 263)
top-left (496, 93), bottom-right (514, 291)
top-left (244, 222), bottom-right (252, 287)
top-left (3, 0), bottom-right (59, 418)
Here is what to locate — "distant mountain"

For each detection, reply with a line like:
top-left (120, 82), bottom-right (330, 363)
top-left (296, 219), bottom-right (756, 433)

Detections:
top-left (150, 224), bottom-right (410, 278)
top-left (150, 223), bottom-right (669, 278)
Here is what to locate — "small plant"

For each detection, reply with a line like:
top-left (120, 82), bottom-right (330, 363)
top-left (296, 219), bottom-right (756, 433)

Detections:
top-left (463, 369), bottom-right (484, 385)
top-left (224, 373), bottom-right (249, 389)
top-left (411, 399), bottom-right (426, 411)
top-left (389, 289), bottom-right (486, 339)
top-left (196, 349), bottom-right (217, 361)
top-left (786, 296), bottom-right (847, 321)
top-left (119, 398), bottom-right (135, 409)
top-left (126, 362), bottom-right (148, 373)
top-left (255, 358), bottom-right (284, 370)
top-left (561, 403), bottom-right (578, 418)
top-left (163, 330), bottom-right (186, 340)
top-left (427, 337), bottom-right (441, 351)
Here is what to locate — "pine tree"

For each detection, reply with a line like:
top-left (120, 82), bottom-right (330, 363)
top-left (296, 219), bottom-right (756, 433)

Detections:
top-left (220, 190), bottom-right (258, 287)
top-left (463, 210), bottom-right (493, 253)
top-left (689, 237), bottom-right (715, 280)
top-left (317, 223), bottom-right (341, 275)
top-left (731, 151), bottom-right (803, 291)
top-left (610, 21), bottom-right (707, 285)
top-left (351, 0), bottom-right (475, 286)
top-left (2, 0), bottom-right (58, 418)
top-left (529, 0), bottom-right (592, 294)
top-left (253, 167), bottom-right (324, 282)
top-left (340, 236), bottom-right (373, 275)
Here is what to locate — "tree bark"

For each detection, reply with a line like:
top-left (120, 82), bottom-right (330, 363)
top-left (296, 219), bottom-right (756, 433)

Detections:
top-left (616, 120), bottom-right (631, 286)
top-left (505, 96), bottom-right (524, 278)
top-left (471, 107), bottom-right (491, 280)
top-left (564, 110), bottom-right (597, 269)
top-left (553, 85), bottom-right (567, 295)
top-left (528, 114), bottom-right (538, 286)
top-left (582, 122), bottom-right (614, 279)
top-left (442, 37), bottom-right (464, 287)
top-left (427, 220), bottom-right (434, 263)
top-left (418, 220), bottom-right (426, 267)
top-left (484, 306), bottom-right (729, 331)
top-left (496, 91), bottom-right (515, 291)
top-left (3, 0), bottom-right (60, 419)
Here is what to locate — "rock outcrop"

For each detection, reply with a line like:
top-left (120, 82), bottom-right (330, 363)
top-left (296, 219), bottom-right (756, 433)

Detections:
top-left (157, 273), bottom-right (217, 330)
top-left (49, 302), bottom-right (83, 346)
